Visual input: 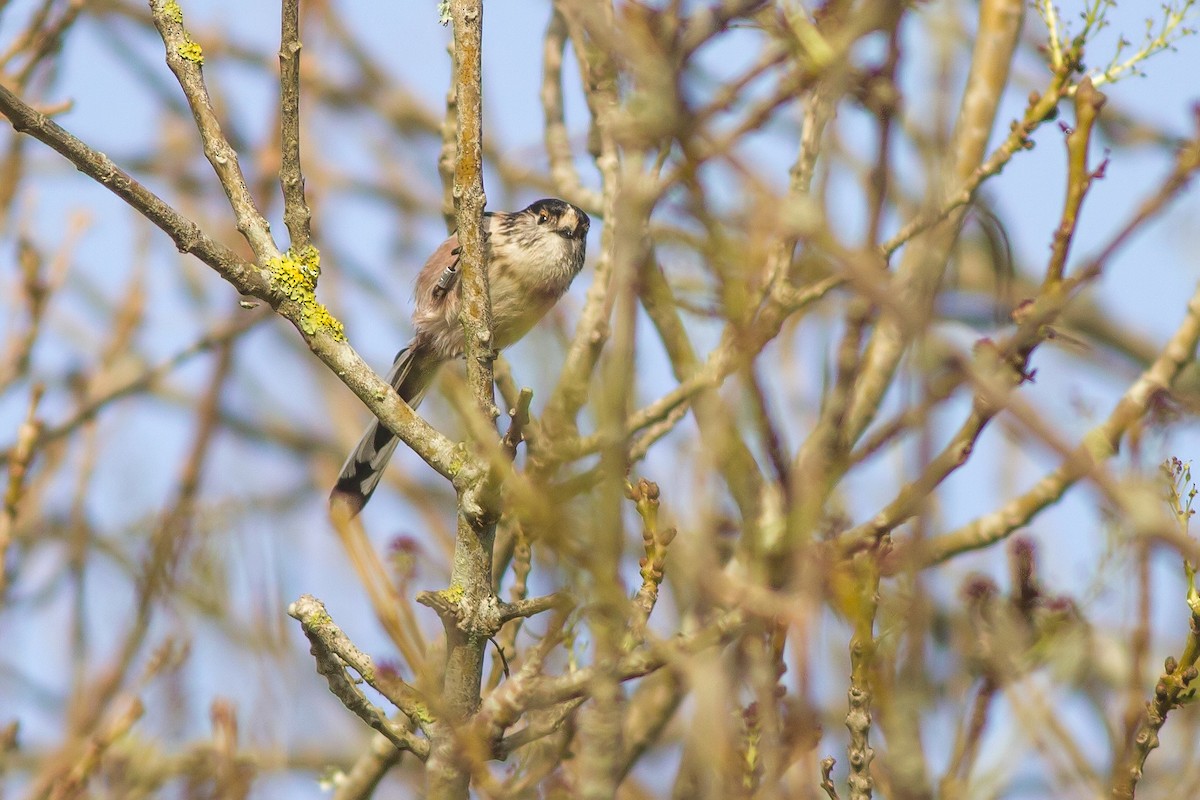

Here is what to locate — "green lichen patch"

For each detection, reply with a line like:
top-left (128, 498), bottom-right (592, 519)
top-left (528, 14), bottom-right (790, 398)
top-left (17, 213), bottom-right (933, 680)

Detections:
top-left (308, 607), bottom-right (333, 629)
top-left (178, 40), bottom-right (204, 64)
top-left (270, 244), bottom-right (319, 300)
top-left (299, 302), bottom-right (345, 340)
top-left (163, 0), bottom-right (184, 23)
top-left (268, 246), bottom-right (345, 340)
top-left (410, 702), bottom-right (434, 725)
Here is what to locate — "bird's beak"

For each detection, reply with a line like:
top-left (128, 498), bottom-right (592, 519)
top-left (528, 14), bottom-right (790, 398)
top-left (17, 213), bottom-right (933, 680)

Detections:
top-left (559, 207), bottom-right (589, 240)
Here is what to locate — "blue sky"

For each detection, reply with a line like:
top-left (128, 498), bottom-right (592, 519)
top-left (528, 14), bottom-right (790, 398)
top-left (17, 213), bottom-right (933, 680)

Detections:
top-left (3, 1), bottom-right (1200, 795)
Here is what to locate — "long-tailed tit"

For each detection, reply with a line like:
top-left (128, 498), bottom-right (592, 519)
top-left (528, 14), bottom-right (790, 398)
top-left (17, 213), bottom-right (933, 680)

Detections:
top-left (331, 198), bottom-right (590, 516)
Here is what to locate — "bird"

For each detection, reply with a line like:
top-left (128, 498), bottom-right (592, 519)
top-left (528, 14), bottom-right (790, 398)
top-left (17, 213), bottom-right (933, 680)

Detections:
top-left (331, 198), bottom-right (591, 517)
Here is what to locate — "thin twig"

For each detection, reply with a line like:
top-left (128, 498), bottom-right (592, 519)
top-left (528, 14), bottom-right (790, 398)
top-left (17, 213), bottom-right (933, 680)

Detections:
top-left (0, 383), bottom-right (43, 599)
top-left (845, 0), bottom-right (1029, 443)
top-left (288, 594), bottom-right (431, 733)
top-left (289, 596), bottom-right (431, 760)
top-left (920, 133), bottom-right (1200, 565)
top-left (0, 308), bottom-right (267, 466)
top-left (525, 609), bottom-right (744, 709)
top-left (148, 0), bottom-right (276, 261)
top-left (541, 9), bottom-right (601, 210)
top-left (278, 0), bottom-right (312, 250)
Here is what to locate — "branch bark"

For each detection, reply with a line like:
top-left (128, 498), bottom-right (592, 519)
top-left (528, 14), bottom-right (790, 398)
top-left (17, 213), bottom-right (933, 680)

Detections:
top-left (424, 1), bottom-right (497, 798)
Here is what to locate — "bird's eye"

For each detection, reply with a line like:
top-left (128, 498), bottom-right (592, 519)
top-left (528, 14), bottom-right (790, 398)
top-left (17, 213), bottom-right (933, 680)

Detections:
top-left (537, 212), bottom-right (550, 224)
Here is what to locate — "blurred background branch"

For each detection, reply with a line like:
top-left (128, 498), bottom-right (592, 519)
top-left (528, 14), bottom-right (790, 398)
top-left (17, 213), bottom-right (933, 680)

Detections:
top-left (2, 0), bottom-right (1200, 797)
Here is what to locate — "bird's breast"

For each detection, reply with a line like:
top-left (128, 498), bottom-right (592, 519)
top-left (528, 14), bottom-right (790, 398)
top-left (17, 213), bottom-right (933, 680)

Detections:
top-left (487, 236), bottom-right (582, 349)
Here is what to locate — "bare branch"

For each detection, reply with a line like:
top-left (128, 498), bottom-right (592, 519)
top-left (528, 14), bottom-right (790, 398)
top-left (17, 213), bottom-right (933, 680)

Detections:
top-left (278, 0), bottom-right (312, 250)
top-left (289, 595), bottom-right (431, 760)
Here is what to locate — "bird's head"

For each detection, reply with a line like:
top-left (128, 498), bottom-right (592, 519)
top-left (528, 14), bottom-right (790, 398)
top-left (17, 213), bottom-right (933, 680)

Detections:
top-left (522, 198), bottom-right (590, 241)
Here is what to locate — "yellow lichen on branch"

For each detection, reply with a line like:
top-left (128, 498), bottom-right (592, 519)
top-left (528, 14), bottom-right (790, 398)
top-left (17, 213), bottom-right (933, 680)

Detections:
top-left (177, 41), bottom-right (204, 64)
top-left (159, 1), bottom-right (204, 64)
top-left (268, 245), bottom-right (345, 340)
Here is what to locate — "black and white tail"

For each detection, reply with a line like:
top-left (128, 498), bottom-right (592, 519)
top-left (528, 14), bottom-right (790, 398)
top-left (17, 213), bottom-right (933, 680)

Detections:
top-left (330, 343), bottom-right (440, 517)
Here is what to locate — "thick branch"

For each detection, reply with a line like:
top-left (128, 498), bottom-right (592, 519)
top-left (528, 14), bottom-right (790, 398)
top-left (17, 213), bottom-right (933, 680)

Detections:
top-left (426, 2), bottom-right (494, 799)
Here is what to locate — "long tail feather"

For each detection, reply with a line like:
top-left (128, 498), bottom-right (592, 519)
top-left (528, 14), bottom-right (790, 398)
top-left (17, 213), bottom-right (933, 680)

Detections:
top-left (330, 343), bottom-right (440, 516)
